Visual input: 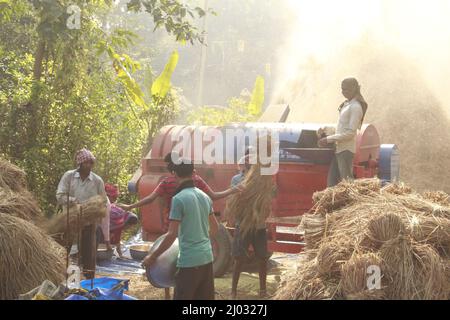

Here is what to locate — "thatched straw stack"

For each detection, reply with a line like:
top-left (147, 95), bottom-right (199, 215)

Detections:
top-left (275, 179), bottom-right (450, 300)
top-left (0, 158), bottom-right (27, 192)
top-left (0, 213), bottom-right (66, 300)
top-left (45, 195), bottom-right (107, 244)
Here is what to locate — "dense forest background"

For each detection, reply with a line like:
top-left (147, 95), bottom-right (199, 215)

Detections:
top-left (0, 0), bottom-right (287, 214)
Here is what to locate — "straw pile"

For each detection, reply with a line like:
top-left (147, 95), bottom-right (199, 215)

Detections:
top-left (225, 163), bottom-right (275, 238)
top-left (0, 158), bottom-right (27, 192)
top-left (0, 187), bottom-right (44, 225)
top-left (275, 179), bottom-right (450, 300)
top-left (0, 213), bottom-right (66, 300)
top-left (45, 195), bottom-right (107, 244)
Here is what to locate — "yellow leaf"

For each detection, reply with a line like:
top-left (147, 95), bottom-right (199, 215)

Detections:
top-left (248, 76), bottom-right (265, 116)
top-left (151, 50), bottom-right (179, 98)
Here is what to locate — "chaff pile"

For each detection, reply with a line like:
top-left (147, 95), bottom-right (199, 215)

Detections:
top-left (45, 195), bottom-right (107, 244)
top-left (275, 179), bottom-right (450, 300)
top-left (0, 213), bottom-right (66, 300)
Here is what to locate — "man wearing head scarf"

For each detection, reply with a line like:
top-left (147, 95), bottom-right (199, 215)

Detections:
top-left (319, 78), bottom-right (368, 187)
top-left (56, 148), bottom-right (109, 279)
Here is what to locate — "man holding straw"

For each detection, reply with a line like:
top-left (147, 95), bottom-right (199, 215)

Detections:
top-left (56, 148), bottom-right (109, 279)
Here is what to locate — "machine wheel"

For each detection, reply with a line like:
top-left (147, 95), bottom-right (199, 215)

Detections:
top-left (211, 224), bottom-right (233, 277)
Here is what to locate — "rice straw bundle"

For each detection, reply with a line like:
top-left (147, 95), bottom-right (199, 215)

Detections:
top-left (311, 179), bottom-right (381, 215)
top-left (422, 191), bottom-right (449, 206)
top-left (408, 215), bottom-right (450, 256)
top-left (225, 163), bottom-right (274, 238)
top-left (340, 253), bottom-right (383, 298)
top-left (0, 213), bottom-right (66, 300)
top-left (316, 238), bottom-right (355, 276)
top-left (379, 235), bottom-right (416, 299)
top-left (0, 158), bottom-right (27, 192)
top-left (45, 195), bottom-right (107, 241)
top-left (381, 182), bottom-right (412, 195)
top-left (363, 213), bottom-right (406, 249)
top-left (0, 187), bottom-right (44, 225)
top-left (274, 260), bottom-right (335, 300)
top-left (299, 214), bottom-right (328, 252)
top-left (345, 289), bottom-right (385, 300)
top-left (411, 244), bottom-right (448, 300)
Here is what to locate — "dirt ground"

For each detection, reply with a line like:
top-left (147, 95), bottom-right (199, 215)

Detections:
top-left (98, 253), bottom-right (301, 300)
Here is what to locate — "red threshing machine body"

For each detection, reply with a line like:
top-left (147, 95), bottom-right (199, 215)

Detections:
top-left (130, 122), bottom-right (383, 254)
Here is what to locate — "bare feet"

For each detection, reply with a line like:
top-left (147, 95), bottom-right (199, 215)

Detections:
top-left (230, 291), bottom-right (237, 300)
top-left (259, 289), bottom-right (267, 299)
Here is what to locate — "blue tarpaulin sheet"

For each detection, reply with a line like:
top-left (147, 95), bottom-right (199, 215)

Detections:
top-left (65, 277), bottom-right (137, 300)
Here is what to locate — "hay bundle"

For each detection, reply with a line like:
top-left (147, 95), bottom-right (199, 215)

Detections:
top-left (0, 213), bottom-right (66, 300)
top-left (363, 213), bottom-right (406, 249)
top-left (379, 235), bottom-right (416, 299)
top-left (225, 164), bottom-right (274, 238)
top-left (422, 191), bottom-right (449, 206)
top-left (316, 238), bottom-right (355, 276)
top-left (0, 158), bottom-right (27, 192)
top-left (46, 195), bottom-right (107, 242)
top-left (408, 215), bottom-right (450, 256)
top-left (340, 253), bottom-right (384, 299)
top-left (411, 244), bottom-right (448, 300)
top-left (274, 260), bottom-right (337, 300)
top-left (0, 187), bottom-right (44, 225)
top-left (311, 179), bottom-right (380, 215)
top-left (299, 214), bottom-right (327, 252)
top-left (381, 182), bottom-right (413, 195)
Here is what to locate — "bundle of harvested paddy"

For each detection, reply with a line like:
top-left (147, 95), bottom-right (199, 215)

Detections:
top-left (316, 238), bottom-right (355, 276)
top-left (411, 244), bottom-right (448, 300)
top-left (45, 195), bottom-right (107, 242)
top-left (225, 164), bottom-right (274, 238)
top-left (408, 215), bottom-right (450, 256)
top-left (340, 253), bottom-right (384, 299)
top-left (311, 179), bottom-right (381, 215)
top-left (381, 182), bottom-right (412, 195)
top-left (422, 191), bottom-right (449, 206)
top-left (0, 187), bottom-right (44, 225)
top-left (274, 260), bottom-right (335, 300)
top-left (363, 213), bottom-right (406, 249)
top-left (0, 158), bottom-right (27, 192)
top-left (0, 213), bottom-right (66, 300)
top-left (379, 235), bottom-right (416, 299)
top-left (299, 214), bottom-right (327, 252)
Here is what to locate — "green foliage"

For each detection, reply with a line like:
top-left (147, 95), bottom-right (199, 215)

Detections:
top-left (187, 76), bottom-right (264, 126)
top-left (0, 0), bottom-right (200, 215)
top-left (127, 0), bottom-right (212, 44)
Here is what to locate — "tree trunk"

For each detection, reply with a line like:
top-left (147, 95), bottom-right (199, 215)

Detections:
top-left (33, 39), bottom-right (46, 81)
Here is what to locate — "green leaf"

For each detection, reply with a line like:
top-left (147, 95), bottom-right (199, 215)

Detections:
top-left (151, 50), bottom-right (179, 98)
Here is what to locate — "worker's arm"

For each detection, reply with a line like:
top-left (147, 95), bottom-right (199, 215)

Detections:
top-left (209, 213), bottom-right (219, 238)
top-left (142, 220), bottom-right (179, 268)
top-left (56, 171), bottom-right (77, 206)
top-left (117, 190), bottom-right (159, 211)
top-left (207, 187), bottom-right (240, 200)
top-left (326, 103), bottom-right (364, 143)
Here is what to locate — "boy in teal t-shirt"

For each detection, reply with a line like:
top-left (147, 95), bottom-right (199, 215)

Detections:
top-left (142, 159), bottom-right (219, 300)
